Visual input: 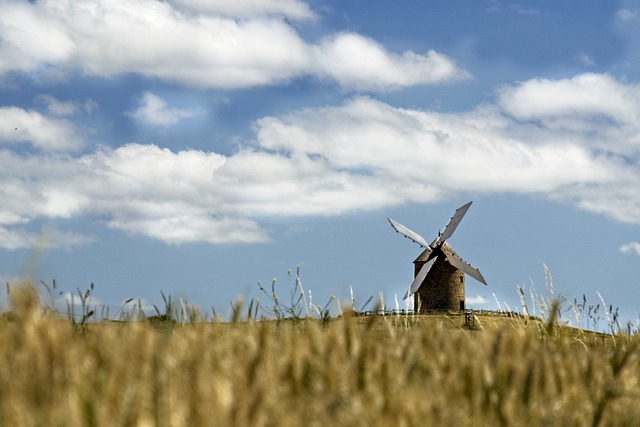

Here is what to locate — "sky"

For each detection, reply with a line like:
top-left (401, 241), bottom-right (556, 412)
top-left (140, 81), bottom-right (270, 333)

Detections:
top-left (1, 0), bottom-right (640, 326)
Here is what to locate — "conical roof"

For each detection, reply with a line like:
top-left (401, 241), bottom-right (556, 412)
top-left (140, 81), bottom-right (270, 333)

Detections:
top-left (413, 242), bottom-right (460, 264)
top-left (414, 248), bottom-right (432, 264)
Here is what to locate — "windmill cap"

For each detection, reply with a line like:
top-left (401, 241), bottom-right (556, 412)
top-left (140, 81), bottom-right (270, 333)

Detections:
top-left (413, 242), bottom-right (458, 263)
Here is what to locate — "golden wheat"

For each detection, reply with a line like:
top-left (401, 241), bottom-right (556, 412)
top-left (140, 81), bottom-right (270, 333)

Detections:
top-left (0, 285), bottom-right (638, 426)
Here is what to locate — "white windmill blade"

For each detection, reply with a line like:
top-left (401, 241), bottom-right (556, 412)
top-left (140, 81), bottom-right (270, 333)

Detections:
top-left (403, 256), bottom-right (437, 299)
top-left (435, 201), bottom-right (473, 245)
top-left (388, 218), bottom-right (429, 248)
top-left (444, 251), bottom-right (487, 285)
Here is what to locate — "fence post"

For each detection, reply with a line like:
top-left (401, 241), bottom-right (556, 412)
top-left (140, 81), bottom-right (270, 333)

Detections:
top-left (465, 309), bottom-right (474, 328)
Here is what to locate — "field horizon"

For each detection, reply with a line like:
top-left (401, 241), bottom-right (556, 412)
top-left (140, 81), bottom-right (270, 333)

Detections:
top-left (0, 283), bottom-right (638, 426)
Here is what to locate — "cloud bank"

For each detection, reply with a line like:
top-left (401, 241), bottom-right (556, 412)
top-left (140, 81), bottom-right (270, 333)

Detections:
top-left (0, 0), bottom-right (468, 91)
top-left (1, 73), bottom-right (640, 247)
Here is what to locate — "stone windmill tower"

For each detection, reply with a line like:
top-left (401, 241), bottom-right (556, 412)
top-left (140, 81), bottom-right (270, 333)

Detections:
top-left (388, 202), bottom-right (487, 312)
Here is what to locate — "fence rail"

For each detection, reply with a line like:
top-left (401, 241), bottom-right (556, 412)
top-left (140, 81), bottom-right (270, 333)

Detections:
top-left (357, 308), bottom-right (524, 318)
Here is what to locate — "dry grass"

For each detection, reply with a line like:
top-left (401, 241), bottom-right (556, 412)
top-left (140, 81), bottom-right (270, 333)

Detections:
top-left (1, 284), bottom-right (639, 426)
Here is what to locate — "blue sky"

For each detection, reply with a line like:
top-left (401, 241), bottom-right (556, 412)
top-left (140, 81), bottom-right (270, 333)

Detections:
top-left (1, 0), bottom-right (640, 326)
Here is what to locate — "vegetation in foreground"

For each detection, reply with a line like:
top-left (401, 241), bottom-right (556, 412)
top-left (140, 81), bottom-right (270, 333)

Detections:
top-left (1, 284), bottom-right (639, 427)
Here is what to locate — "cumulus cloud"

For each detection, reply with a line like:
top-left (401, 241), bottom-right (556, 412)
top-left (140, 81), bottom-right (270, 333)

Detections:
top-left (256, 97), bottom-right (614, 195)
top-left (0, 106), bottom-right (85, 151)
top-left (0, 1), bottom-right (74, 76)
top-left (125, 92), bottom-right (204, 128)
top-left (620, 242), bottom-right (640, 256)
top-left (466, 295), bottom-right (488, 305)
top-left (1, 73), bottom-right (640, 246)
top-left (0, 142), bottom-right (270, 245)
top-left (314, 33), bottom-right (471, 91)
top-left (497, 73), bottom-right (640, 155)
top-left (0, 0), bottom-right (468, 91)
top-left (497, 73), bottom-right (640, 123)
top-left (254, 73), bottom-right (640, 224)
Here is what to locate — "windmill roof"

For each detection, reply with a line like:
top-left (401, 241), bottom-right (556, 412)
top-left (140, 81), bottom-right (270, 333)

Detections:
top-left (414, 248), bottom-right (432, 263)
top-left (413, 242), bottom-right (460, 263)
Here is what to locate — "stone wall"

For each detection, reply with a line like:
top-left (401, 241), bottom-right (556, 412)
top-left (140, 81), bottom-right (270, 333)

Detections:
top-left (414, 257), bottom-right (465, 312)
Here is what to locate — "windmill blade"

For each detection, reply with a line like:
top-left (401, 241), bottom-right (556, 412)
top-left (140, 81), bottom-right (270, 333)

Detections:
top-left (444, 251), bottom-right (487, 285)
top-left (436, 201), bottom-right (473, 245)
top-left (388, 218), bottom-right (429, 247)
top-left (403, 256), bottom-right (437, 299)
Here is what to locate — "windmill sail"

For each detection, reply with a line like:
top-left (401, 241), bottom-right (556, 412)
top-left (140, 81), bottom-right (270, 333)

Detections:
top-left (444, 251), bottom-right (487, 285)
top-left (404, 256), bottom-right (437, 299)
top-left (388, 218), bottom-right (429, 248)
top-left (434, 201), bottom-right (472, 245)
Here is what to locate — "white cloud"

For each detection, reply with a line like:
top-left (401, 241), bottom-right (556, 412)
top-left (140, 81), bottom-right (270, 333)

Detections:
top-left (59, 291), bottom-right (103, 310)
top-left (466, 295), bottom-right (488, 305)
top-left (0, 225), bottom-right (93, 251)
top-left (0, 142), bottom-right (269, 245)
top-left (498, 73), bottom-right (640, 124)
top-left (254, 74), bottom-right (640, 224)
top-left (125, 92), bottom-right (204, 128)
top-left (169, 0), bottom-right (316, 21)
top-left (555, 184), bottom-right (640, 224)
top-left (0, 106), bottom-right (85, 151)
top-left (617, 9), bottom-right (640, 22)
top-left (575, 51), bottom-right (596, 67)
top-left (1, 73), bottom-right (640, 246)
top-left (107, 215), bottom-right (268, 245)
top-left (314, 33), bottom-right (471, 91)
top-left (487, 1), bottom-right (539, 15)
top-left (510, 5), bottom-right (540, 15)
top-left (0, 1), bottom-right (74, 76)
top-left (496, 73), bottom-right (640, 155)
top-left (255, 96), bottom-right (614, 195)
top-left (36, 94), bottom-right (98, 117)
top-left (0, 0), bottom-right (468, 91)
top-left (620, 242), bottom-right (640, 256)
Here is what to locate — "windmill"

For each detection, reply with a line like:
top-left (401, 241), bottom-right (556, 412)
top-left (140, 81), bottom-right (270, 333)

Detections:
top-left (388, 201), bottom-right (487, 312)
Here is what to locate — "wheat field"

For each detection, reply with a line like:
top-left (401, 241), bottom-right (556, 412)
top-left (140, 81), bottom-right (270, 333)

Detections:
top-left (0, 284), bottom-right (639, 427)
